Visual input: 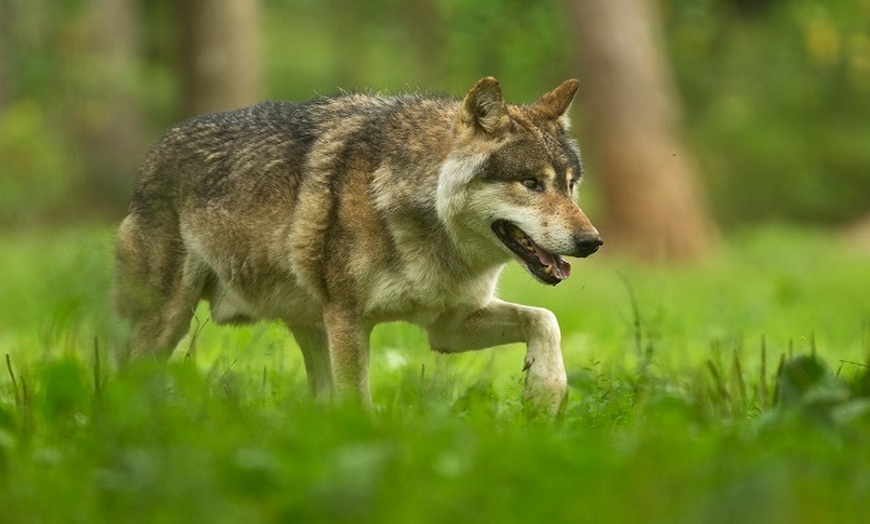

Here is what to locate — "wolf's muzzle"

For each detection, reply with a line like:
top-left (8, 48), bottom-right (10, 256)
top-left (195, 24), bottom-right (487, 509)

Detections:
top-left (573, 233), bottom-right (603, 258)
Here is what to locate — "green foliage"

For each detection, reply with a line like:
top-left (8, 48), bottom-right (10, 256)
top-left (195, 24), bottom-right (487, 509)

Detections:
top-left (1, 226), bottom-right (870, 522)
top-left (0, 100), bottom-right (73, 225)
top-left (665, 0), bottom-right (870, 224)
top-left (1, 0), bottom-right (867, 226)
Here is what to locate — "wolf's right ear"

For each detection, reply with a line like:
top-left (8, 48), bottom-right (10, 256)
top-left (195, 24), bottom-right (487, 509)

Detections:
top-left (458, 77), bottom-right (510, 135)
top-left (529, 79), bottom-right (580, 125)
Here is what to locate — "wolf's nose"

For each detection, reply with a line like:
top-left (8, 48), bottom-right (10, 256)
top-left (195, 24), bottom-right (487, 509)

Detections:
top-left (574, 233), bottom-right (603, 258)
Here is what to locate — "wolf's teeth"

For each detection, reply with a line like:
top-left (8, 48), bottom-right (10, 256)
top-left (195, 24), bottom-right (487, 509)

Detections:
top-left (511, 229), bottom-right (524, 240)
top-left (543, 265), bottom-right (553, 275)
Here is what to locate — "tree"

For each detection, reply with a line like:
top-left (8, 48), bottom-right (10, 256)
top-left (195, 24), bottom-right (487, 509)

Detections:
top-left (180, 0), bottom-right (263, 117)
top-left (403, 0), bottom-right (442, 86)
top-left (565, 0), bottom-right (716, 261)
top-left (78, 0), bottom-right (147, 215)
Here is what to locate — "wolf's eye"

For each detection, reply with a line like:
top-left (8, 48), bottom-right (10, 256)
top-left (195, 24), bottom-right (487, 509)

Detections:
top-left (521, 178), bottom-right (544, 192)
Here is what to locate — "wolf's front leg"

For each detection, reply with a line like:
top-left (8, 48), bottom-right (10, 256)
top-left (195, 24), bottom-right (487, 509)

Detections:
top-left (427, 299), bottom-right (567, 416)
top-left (323, 307), bottom-right (372, 408)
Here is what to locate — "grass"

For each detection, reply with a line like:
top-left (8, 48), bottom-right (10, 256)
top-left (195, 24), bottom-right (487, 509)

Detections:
top-left (1, 225), bottom-right (870, 523)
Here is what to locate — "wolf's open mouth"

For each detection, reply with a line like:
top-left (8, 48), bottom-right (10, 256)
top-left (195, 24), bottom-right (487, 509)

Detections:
top-left (492, 220), bottom-right (571, 286)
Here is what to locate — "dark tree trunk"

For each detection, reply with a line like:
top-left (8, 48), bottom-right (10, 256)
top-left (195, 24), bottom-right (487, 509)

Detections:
top-left (566, 0), bottom-right (716, 261)
top-left (331, 0), bottom-right (367, 88)
top-left (180, 0), bottom-right (263, 117)
top-left (404, 0), bottom-right (442, 85)
top-left (77, 0), bottom-right (147, 216)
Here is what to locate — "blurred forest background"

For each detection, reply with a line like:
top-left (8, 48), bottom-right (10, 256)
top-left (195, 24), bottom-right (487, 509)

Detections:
top-left (1, 0), bottom-right (869, 257)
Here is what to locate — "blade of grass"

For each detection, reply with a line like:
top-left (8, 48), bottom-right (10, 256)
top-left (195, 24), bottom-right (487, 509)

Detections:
top-left (5, 354), bottom-right (20, 408)
top-left (759, 336), bottom-right (768, 409)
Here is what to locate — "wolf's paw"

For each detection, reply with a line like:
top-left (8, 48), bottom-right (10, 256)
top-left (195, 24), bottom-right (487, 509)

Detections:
top-left (522, 356), bottom-right (568, 418)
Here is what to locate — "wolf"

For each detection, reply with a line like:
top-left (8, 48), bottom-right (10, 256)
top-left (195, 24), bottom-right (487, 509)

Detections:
top-left (115, 77), bottom-right (602, 415)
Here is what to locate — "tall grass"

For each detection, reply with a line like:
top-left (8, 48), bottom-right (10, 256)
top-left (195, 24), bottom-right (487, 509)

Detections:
top-left (1, 225), bottom-right (869, 523)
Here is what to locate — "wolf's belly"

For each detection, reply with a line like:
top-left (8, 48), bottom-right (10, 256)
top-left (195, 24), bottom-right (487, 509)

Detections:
top-left (203, 268), bottom-right (323, 328)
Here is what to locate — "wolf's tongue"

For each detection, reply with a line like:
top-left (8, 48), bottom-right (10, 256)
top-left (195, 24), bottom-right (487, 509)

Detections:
top-left (533, 245), bottom-right (572, 280)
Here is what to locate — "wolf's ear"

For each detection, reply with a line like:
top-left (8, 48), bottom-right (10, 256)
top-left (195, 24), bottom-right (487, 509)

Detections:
top-left (530, 79), bottom-right (580, 124)
top-left (459, 77), bottom-right (510, 135)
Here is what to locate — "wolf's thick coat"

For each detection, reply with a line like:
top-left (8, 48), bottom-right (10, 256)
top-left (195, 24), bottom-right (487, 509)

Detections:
top-left (115, 77), bottom-right (601, 414)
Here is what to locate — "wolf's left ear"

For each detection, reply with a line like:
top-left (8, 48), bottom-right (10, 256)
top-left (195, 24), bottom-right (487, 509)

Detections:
top-left (530, 79), bottom-right (580, 125)
top-left (459, 77), bottom-right (510, 135)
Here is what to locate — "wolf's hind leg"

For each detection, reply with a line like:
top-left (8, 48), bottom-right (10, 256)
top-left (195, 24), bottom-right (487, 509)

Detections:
top-left (115, 215), bottom-right (202, 364)
top-left (290, 326), bottom-right (334, 401)
top-left (426, 299), bottom-right (567, 417)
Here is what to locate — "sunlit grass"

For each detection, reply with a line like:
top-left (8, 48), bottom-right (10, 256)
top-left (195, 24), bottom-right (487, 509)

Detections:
top-left (1, 225), bottom-right (869, 522)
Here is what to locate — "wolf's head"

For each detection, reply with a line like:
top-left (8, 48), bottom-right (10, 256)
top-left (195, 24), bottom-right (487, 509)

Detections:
top-left (437, 77), bottom-right (603, 285)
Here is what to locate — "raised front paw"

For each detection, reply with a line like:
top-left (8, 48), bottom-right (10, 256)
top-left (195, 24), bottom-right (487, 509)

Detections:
top-left (522, 355), bottom-right (568, 418)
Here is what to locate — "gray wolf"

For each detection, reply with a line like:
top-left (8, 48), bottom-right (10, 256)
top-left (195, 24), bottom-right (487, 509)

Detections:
top-left (115, 77), bottom-right (602, 415)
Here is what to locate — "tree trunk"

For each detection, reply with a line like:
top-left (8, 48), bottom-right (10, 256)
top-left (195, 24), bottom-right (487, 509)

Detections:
top-left (566, 0), bottom-right (716, 261)
top-left (180, 0), bottom-right (263, 117)
top-left (331, 0), bottom-right (367, 88)
top-left (404, 0), bottom-right (442, 86)
top-left (77, 0), bottom-right (146, 216)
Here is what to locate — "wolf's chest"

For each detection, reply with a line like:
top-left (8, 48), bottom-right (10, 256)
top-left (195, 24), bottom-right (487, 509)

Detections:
top-left (361, 261), bottom-right (503, 325)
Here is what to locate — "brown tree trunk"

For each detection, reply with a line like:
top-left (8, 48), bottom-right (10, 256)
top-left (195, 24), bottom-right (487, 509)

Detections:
top-left (331, 0), bottom-right (367, 88)
top-left (566, 0), bottom-right (716, 261)
top-left (77, 0), bottom-right (147, 216)
top-left (180, 0), bottom-right (263, 117)
top-left (404, 0), bottom-right (442, 86)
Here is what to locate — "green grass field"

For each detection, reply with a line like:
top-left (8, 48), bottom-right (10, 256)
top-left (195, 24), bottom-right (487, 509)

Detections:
top-left (1, 226), bottom-right (869, 523)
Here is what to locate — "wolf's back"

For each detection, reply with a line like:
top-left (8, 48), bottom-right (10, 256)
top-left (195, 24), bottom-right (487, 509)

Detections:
top-left (128, 94), bottom-right (455, 218)
top-left (128, 100), bottom-right (322, 214)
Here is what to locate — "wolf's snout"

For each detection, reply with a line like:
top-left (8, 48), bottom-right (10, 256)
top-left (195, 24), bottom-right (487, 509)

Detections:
top-left (573, 232), bottom-right (603, 258)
